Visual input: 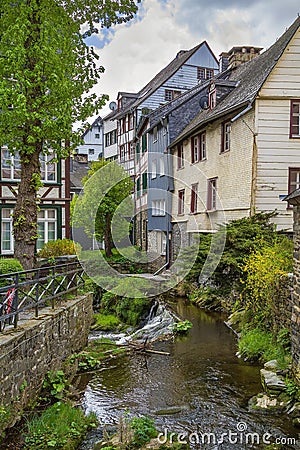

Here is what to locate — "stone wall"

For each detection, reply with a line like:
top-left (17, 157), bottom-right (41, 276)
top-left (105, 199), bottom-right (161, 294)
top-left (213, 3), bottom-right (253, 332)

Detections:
top-left (0, 294), bottom-right (93, 430)
top-left (292, 205), bottom-right (300, 382)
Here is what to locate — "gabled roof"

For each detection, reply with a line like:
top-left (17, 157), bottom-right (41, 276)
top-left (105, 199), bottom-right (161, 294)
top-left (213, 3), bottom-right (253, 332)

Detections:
top-left (113, 41), bottom-right (218, 119)
top-left (171, 16), bottom-right (300, 146)
top-left (82, 116), bottom-right (103, 138)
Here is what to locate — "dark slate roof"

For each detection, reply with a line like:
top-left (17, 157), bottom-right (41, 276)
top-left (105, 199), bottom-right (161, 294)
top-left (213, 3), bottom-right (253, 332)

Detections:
top-left (147, 79), bottom-right (237, 131)
top-left (171, 16), bottom-right (300, 146)
top-left (113, 41), bottom-right (217, 119)
top-left (283, 189), bottom-right (300, 205)
top-left (70, 159), bottom-right (90, 191)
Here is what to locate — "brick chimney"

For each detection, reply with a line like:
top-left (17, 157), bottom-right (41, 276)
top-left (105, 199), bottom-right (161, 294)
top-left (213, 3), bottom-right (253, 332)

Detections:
top-left (227, 46), bottom-right (263, 69)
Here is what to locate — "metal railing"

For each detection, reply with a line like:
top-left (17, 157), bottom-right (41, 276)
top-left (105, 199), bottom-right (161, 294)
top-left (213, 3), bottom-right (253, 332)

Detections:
top-left (0, 261), bottom-right (85, 331)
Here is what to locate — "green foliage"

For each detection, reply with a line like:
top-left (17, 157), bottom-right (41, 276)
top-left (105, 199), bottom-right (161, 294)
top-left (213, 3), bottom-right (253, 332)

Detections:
top-left (182, 212), bottom-right (284, 296)
top-left (72, 160), bottom-right (134, 257)
top-left (284, 377), bottom-right (300, 400)
top-left (242, 239), bottom-right (293, 330)
top-left (0, 258), bottom-right (23, 275)
top-left (0, 405), bottom-right (11, 427)
top-left (24, 401), bottom-right (98, 449)
top-left (238, 328), bottom-right (290, 366)
top-left (42, 370), bottom-right (68, 401)
top-left (130, 416), bottom-right (157, 448)
top-left (92, 313), bottom-right (121, 331)
top-left (37, 239), bottom-right (81, 258)
top-left (172, 320), bottom-right (193, 334)
top-left (115, 296), bottom-right (151, 326)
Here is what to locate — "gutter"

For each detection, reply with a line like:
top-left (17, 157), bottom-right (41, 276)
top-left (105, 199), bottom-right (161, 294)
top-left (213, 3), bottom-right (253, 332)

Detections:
top-left (231, 101), bottom-right (253, 122)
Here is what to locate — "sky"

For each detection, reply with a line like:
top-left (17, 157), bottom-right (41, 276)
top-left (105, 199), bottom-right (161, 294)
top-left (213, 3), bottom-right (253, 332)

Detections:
top-left (86, 0), bottom-right (300, 120)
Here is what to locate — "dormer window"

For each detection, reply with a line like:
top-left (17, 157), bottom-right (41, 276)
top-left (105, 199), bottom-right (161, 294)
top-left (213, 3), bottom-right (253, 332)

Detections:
top-left (197, 67), bottom-right (214, 81)
top-left (165, 89), bottom-right (181, 102)
top-left (208, 82), bottom-right (216, 109)
top-left (117, 98), bottom-right (122, 111)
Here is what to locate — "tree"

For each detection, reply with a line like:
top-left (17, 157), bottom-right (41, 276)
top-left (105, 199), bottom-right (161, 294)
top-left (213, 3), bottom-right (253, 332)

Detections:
top-left (71, 160), bottom-right (133, 257)
top-left (0, 0), bottom-right (139, 270)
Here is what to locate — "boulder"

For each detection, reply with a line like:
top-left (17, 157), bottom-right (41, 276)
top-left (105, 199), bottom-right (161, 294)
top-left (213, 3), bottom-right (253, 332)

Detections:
top-left (260, 369), bottom-right (286, 395)
top-left (249, 393), bottom-right (291, 415)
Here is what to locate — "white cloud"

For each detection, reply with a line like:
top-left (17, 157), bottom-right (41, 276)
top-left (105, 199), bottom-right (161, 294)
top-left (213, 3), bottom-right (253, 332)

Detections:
top-left (89, 0), bottom-right (300, 120)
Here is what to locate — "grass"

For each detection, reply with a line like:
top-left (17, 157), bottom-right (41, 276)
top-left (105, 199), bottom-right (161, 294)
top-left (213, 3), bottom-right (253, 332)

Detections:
top-left (92, 313), bottom-right (121, 331)
top-left (238, 327), bottom-right (291, 367)
top-left (24, 401), bottom-right (97, 449)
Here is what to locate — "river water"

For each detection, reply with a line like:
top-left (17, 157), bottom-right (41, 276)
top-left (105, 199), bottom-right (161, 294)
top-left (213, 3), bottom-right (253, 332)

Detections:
top-left (79, 298), bottom-right (299, 449)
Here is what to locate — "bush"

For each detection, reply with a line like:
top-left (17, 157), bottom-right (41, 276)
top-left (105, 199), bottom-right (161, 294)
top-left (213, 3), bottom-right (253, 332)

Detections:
top-left (172, 320), bottom-right (193, 334)
top-left (0, 258), bottom-right (23, 275)
top-left (24, 401), bottom-right (98, 449)
top-left (238, 327), bottom-right (290, 366)
top-left (130, 416), bottom-right (157, 448)
top-left (37, 239), bottom-right (81, 258)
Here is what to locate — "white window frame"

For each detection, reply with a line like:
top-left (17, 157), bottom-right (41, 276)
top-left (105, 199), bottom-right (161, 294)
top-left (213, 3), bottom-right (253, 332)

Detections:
top-left (152, 199), bottom-right (165, 216)
top-left (36, 209), bottom-right (57, 250)
top-left (1, 208), bottom-right (14, 254)
top-left (160, 156), bottom-right (165, 176)
top-left (151, 159), bottom-right (157, 179)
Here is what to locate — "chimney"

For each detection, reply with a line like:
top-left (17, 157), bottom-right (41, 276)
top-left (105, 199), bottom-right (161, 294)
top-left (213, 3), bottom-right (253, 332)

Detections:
top-left (176, 50), bottom-right (187, 58)
top-left (227, 46), bottom-right (263, 69)
top-left (219, 52), bottom-right (229, 72)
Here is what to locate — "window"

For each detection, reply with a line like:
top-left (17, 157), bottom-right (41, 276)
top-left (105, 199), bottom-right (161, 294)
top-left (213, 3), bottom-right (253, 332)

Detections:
top-left (1, 208), bottom-right (14, 253)
top-left (200, 132), bottom-right (206, 160)
top-left (177, 144), bottom-right (184, 169)
top-left (290, 100), bottom-right (300, 138)
top-left (289, 168), bottom-right (300, 193)
top-left (37, 209), bottom-right (57, 251)
top-left (165, 89), bottom-right (181, 101)
top-left (1, 148), bottom-right (21, 180)
top-left (161, 233), bottom-right (167, 255)
top-left (105, 130), bottom-right (117, 147)
top-left (152, 199), bottom-right (165, 216)
top-left (136, 177), bottom-right (141, 197)
top-left (209, 88), bottom-right (216, 109)
top-left (1, 149), bottom-right (57, 182)
top-left (142, 172), bottom-right (147, 193)
top-left (207, 178), bottom-right (217, 210)
top-left (95, 133), bottom-right (100, 139)
top-left (40, 154), bottom-right (56, 182)
top-left (221, 121), bottom-right (231, 153)
top-left (153, 126), bottom-right (158, 143)
top-left (178, 189), bottom-right (185, 215)
top-left (151, 159), bottom-right (157, 179)
top-left (206, 69), bottom-right (214, 79)
top-left (136, 142), bottom-right (140, 161)
top-left (142, 134), bottom-right (147, 153)
top-left (190, 183), bottom-right (198, 214)
top-left (88, 148), bottom-right (95, 155)
top-left (191, 132), bottom-right (206, 163)
top-left (160, 156), bottom-right (165, 176)
top-left (128, 142), bottom-right (133, 159)
top-left (121, 117), bottom-right (127, 134)
top-left (120, 145), bottom-right (125, 161)
top-left (191, 136), bottom-right (199, 163)
top-left (128, 114), bottom-right (134, 130)
top-left (197, 67), bottom-right (214, 81)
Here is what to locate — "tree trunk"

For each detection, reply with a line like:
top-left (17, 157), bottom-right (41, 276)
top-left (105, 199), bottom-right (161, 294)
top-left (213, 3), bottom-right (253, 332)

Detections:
top-left (104, 213), bottom-right (113, 258)
top-left (13, 148), bottom-right (41, 270)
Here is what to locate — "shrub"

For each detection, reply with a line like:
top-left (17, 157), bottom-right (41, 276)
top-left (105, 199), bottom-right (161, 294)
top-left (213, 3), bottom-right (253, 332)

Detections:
top-left (24, 401), bottom-right (98, 449)
top-left (37, 239), bottom-right (81, 258)
top-left (130, 416), bottom-right (157, 448)
top-left (238, 328), bottom-right (290, 366)
top-left (0, 258), bottom-right (23, 275)
top-left (173, 320), bottom-right (193, 334)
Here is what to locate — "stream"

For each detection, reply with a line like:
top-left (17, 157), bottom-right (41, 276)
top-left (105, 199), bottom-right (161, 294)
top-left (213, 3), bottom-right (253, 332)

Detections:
top-left (79, 298), bottom-right (299, 449)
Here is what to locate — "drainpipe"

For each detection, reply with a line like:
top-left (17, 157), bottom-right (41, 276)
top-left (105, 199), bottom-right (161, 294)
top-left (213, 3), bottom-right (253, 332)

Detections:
top-left (231, 102), bottom-right (253, 123)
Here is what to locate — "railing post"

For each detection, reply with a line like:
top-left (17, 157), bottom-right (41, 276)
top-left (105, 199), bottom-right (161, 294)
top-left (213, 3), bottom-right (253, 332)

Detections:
top-left (13, 273), bottom-right (19, 329)
top-left (51, 266), bottom-right (55, 309)
top-left (35, 269), bottom-right (39, 318)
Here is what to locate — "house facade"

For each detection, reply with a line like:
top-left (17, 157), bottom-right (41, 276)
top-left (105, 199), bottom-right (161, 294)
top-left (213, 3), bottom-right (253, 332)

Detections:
top-left (169, 17), bottom-right (300, 257)
top-left (109, 41), bottom-right (219, 179)
top-left (0, 147), bottom-right (70, 255)
top-left (75, 116), bottom-right (103, 161)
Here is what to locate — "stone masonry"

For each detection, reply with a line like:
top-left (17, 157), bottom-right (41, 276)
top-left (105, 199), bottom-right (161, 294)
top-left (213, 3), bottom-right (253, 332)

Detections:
top-left (0, 293), bottom-right (93, 430)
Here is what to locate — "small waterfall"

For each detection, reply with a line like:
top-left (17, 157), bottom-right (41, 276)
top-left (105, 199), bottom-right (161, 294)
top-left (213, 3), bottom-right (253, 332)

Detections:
top-left (89, 301), bottom-right (177, 345)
